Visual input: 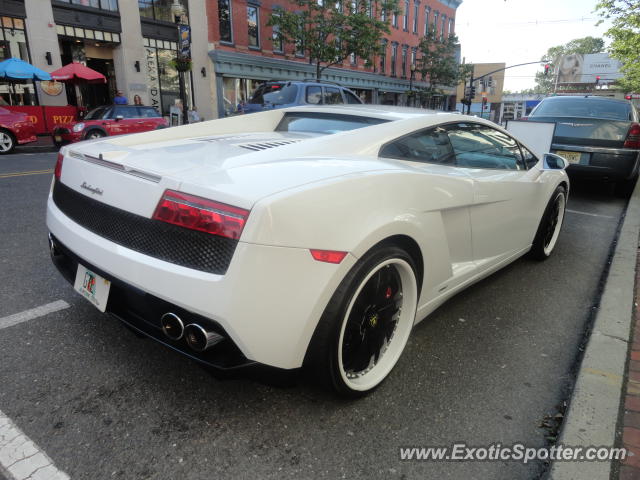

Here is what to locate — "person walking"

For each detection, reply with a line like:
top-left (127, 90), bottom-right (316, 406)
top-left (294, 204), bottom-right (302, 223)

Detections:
top-left (114, 90), bottom-right (128, 105)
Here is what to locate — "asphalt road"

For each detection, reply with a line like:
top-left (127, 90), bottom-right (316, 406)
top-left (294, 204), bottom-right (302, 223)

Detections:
top-left (0, 151), bottom-right (628, 479)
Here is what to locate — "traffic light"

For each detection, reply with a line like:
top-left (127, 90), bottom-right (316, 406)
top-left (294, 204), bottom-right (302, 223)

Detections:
top-left (544, 64), bottom-right (550, 76)
top-left (595, 75), bottom-right (601, 86)
top-left (470, 85), bottom-right (476, 98)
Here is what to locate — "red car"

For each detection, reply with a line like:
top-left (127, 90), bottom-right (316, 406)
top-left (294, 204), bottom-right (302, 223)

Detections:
top-left (0, 107), bottom-right (37, 154)
top-left (53, 105), bottom-right (168, 145)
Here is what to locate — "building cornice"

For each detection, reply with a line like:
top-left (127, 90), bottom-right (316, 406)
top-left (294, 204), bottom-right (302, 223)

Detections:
top-left (210, 49), bottom-right (455, 94)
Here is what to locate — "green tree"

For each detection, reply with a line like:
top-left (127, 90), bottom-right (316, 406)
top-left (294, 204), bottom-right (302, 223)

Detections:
top-left (268, 0), bottom-right (399, 80)
top-left (534, 36), bottom-right (605, 93)
top-left (596, 0), bottom-right (640, 92)
top-left (414, 32), bottom-right (470, 106)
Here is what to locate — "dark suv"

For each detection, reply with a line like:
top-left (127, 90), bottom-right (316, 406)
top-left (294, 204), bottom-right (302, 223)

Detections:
top-left (240, 80), bottom-right (363, 114)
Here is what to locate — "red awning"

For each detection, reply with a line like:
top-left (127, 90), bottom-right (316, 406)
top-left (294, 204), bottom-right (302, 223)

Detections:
top-left (49, 62), bottom-right (106, 84)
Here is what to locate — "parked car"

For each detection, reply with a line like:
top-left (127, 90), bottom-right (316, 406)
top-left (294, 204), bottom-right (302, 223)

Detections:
top-left (0, 107), bottom-right (37, 154)
top-left (48, 105), bottom-right (569, 396)
top-left (52, 105), bottom-right (168, 146)
top-left (240, 80), bottom-right (363, 114)
top-left (526, 95), bottom-right (639, 194)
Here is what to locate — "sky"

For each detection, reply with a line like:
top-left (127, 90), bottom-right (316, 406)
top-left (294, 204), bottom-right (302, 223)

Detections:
top-left (455, 0), bottom-right (612, 92)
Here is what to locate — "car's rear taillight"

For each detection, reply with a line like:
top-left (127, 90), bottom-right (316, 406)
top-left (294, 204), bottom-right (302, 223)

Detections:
top-left (54, 153), bottom-right (63, 180)
top-left (152, 190), bottom-right (249, 240)
top-left (624, 123), bottom-right (640, 149)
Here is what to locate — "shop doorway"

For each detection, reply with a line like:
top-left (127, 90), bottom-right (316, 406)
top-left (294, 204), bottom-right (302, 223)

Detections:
top-left (83, 58), bottom-right (114, 107)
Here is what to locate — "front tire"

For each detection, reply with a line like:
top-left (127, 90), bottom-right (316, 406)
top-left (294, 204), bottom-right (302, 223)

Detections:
top-left (530, 185), bottom-right (567, 260)
top-left (0, 129), bottom-right (16, 154)
top-left (306, 246), bottom-right (418, 397)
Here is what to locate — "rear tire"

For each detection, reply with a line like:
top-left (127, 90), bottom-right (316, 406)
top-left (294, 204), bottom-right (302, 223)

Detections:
top-left (305, 246), bottom-right (418, 397)
top-left (530, 185), bottom-right (567, 260)
top-left (85, 130), bottom-right (106, 140)
top-left (0, 129), bottom-right (16, 154)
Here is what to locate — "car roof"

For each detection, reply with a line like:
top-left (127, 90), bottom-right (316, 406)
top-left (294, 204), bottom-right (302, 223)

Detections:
top-left (261, 80), bottom-right (354, 89)
top-left (543, 95), bottom-right (632, 105)
top-left (280, 104), bottom-right (452, 121)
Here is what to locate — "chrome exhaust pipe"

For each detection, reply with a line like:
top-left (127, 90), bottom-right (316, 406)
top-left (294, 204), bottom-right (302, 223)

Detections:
top-left (161, 312), bottom-right (184, 340)
top-left (184, 324), bottom-right (224, 352)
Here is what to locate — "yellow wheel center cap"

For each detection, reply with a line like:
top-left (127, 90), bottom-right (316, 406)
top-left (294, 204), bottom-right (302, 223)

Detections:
top-left (369, 314), bottom-right (379, 328)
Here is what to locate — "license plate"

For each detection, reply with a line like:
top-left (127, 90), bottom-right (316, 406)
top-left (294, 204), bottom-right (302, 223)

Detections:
top-left (555, 150), bottom-right (582, 164)
top-left (74, 264), bottom-right (111, 312)
top-left (54, 135), bottom-right (62, 142)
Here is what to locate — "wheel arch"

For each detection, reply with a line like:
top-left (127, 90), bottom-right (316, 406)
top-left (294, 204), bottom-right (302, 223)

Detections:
top-left (363, 234), bottom-right (424, 295)
top-left (84, 126), bottom-right (108, 138)
top-left (0, 126), bottom-right (16, 142)
top-left (0, 127), bottom-right (16, 153)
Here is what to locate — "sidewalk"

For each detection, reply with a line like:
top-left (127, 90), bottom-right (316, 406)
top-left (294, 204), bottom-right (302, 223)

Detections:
top-left (550, 180), bottom-right (640, 480)
top-left (618, 264), bottom-right (640, 479)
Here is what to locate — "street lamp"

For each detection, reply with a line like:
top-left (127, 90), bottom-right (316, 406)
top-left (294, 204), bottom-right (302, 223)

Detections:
top-left (171, 0), bottom-right (189, 124)
top-left (409, 64), bottom-right (416, 106)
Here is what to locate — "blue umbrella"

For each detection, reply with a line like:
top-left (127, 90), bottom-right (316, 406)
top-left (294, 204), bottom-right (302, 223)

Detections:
top-left (0, 57), bottom-right (51, 80)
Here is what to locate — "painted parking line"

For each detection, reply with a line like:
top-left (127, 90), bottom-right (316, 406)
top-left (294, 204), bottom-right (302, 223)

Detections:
top-left (0, 301), bottom-right (70, 331)
top-left (0, 411), bottom-right (69, 480)
top-left (0, 170), bottom-right (53, 179)
top-left (566, 208), bottom-right (616, 219)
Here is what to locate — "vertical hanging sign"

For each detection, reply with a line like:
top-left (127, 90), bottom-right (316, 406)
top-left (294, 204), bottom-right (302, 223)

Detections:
top-left (145, 47), bottom-right (161, 111)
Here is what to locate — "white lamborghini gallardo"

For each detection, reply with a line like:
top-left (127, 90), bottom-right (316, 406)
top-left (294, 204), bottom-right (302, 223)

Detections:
top-left (47, 105), bottom-right (569, 396)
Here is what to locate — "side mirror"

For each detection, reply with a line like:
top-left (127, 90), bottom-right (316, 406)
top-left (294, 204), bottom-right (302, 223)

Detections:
top-left (115, 115), bottom-right (124, 121)
top-left (543, 153), bottom-right (569, 170)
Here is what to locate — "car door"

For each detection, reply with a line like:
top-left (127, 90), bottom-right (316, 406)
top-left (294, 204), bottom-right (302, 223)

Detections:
top-left (137, 106), bottom-right (162, 131)
top-left (109, 106), bottom-right (139, 135)
top-left (379, 126), bottom-right (476, 287)
top-left (443, 122), bottom-right (544, 265)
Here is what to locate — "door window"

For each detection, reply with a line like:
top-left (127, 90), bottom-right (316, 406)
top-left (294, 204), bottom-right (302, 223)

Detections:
top-left (379, 127), bottom-right (455, 165)
top-left (112, 106), bottom-right (138, 119)
top-left (324, 87), bottom-right (344, 104)
top-left (445, 123), bottom-right (524, 170)
top-left (137, 107), bottom-right (161, 118)
top-left (306, 86), bottom-right (322, 104)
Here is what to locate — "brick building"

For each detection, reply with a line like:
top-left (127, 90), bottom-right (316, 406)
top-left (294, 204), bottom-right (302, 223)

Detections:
top-left (207, 0), bottom-right (462, 117)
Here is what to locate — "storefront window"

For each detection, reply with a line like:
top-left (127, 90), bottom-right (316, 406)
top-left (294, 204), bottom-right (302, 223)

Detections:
top-left (222, 77), bottom-right (262, 116)
top-left (56, 0), bottom-right (119, 12)
top-left (139, 0), bottom-right (188, 23)
top-left (0, 16), bottom-right (35, 105)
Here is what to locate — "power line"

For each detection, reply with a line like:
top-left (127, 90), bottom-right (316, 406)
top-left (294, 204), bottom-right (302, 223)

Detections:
top-left (462, 16), bottom-right (599, 27)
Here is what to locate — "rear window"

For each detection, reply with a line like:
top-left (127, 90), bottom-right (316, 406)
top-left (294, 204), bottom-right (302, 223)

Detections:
top-left (250, 84), bottom-right (298, 105)
top-left (275, 112), bottom-right (388, 134)
top-left (531, 98), bottom-right (632, 121)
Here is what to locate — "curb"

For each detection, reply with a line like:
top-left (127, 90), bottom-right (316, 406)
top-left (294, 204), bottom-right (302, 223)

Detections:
top-left (549, 180), bottom-right (640, 479)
